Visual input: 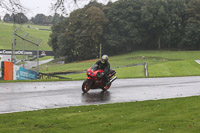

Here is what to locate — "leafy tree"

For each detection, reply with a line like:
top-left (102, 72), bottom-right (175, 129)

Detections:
top-left (186, 0), bottom-right (200, 24)
top-left (32, 14), bottom-right (48, 25)
top-left (103, 0), bottom-right (143, 54)
top-left (49, 2), bottom-right (109, 61)
top-left (52, 13), bottom-right (65, 24)
top-left (183, 0), bottom-right (200, 49)
top-left (49, 0), bottom-right (200, 62)
top-left (3, 13), bottom-right (28, 23)
top-left (141, 0), bottom-right (170, 49)
top-left (3, 14), bottom-right (11, 22)
top-left (31, 13), bottom-right (65, 25)
top-left (65, 5), bottom-right (108, 60)
top-left (48, 20), bottom-right (68, 57)
top-left (164, 0), bottom-right (187, 49)
top-left (183, 23), bottom-right (200, 49)
top-left (10, 13), bottom-right (28, 24)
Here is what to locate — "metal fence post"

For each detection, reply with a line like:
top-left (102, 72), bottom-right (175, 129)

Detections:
top-left (37, 40), bottom-right (42, 74)
top-left (36, 44), bottom-right (39, 74)
top-left (22, 33), bottom-right (28, 68)
top-left (12, 28), bottom-right (43, 80)
top-left (12, 28), bottom-right (18, 64)
top-left (144, 62), bottom-right (149, 77)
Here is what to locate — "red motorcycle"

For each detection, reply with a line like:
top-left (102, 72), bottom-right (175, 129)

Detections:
top-left (82, 64), bottom-right (117, 93)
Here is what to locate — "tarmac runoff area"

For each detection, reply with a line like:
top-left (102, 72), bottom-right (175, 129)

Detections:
top-left (0, 76), bottom-right (200, 114)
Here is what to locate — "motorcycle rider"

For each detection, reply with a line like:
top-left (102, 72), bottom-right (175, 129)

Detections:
top-left (95, 55), bottom-right (110, 85)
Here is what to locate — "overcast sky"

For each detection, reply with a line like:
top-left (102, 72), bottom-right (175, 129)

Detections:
top-left (0, 0), bottom-right (117, 19)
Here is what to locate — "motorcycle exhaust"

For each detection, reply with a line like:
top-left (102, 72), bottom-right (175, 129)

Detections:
top-left (108, 71), bottom-right (116, 78)
top-left (109, 76), bottom-right (117, 84)
top-left (111, 72), bottom-right (116, 76)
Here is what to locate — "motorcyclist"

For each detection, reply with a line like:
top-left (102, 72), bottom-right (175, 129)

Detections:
top-left (95, 55), bottom-right (110, 85)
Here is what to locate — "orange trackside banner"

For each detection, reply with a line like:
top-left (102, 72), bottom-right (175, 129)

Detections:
top-left (4, 61), bottom-right (13, 80)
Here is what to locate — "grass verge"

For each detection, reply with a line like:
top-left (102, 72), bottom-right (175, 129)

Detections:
top-left (37, 50), bottom-right (200, 80)
top-left (0, 79), bottom-right (72, 83)
top-left (0, 96), bottom-right (200, 132)
top-left (1, 50), bottom-right (200, 82)
top-left (0, 22), bottom-right (51, 50)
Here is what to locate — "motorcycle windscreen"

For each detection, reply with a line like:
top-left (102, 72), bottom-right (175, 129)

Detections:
top-left (91, 64), bottom-right (98, 71)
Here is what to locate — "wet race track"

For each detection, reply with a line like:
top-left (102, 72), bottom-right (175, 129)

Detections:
top-left (1, 76), bottom-right (200, 114)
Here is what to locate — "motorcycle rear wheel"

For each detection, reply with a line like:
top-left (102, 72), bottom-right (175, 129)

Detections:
top-left (82, 79), bottom-right (90, 93)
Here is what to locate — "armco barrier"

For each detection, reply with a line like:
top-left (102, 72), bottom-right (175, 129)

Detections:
top-left (1, 61), bottom-right (38, 80)
top-left (13, 65), bottom-right (38, 80)
top-left (38, 72), bottom-right (70, 80)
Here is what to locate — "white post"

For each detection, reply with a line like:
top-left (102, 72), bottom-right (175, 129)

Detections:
top-left (144, 62), bottom-right (148, 77)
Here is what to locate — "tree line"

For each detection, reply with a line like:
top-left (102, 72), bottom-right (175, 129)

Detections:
top-left (49, 0), bottom-right (200, 62)
top-left (2, 13), bottom-right (65, 25)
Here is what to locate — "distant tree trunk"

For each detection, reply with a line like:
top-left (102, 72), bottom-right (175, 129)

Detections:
top-left (158, 36), bottom-right (161, 49)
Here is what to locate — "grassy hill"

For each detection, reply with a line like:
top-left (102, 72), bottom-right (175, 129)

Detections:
top-left (0, 22), bottom-right (52, 51)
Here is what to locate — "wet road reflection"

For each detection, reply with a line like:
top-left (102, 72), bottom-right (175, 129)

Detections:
top-left (81, 91), bottom-right (111, 103)
top-left (1, 77), bottom-right (200, 114)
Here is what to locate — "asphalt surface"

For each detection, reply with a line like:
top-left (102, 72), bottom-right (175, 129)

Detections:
top-left (0, 76), bottom-right (200, 114)
top-left (20, 58), bottom-right (54, 69)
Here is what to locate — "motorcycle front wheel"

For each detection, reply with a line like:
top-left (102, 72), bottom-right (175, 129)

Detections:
top-left (102, 83), bottom-right (111, 91)
top-left (82, 79), bottom-right (91, 93)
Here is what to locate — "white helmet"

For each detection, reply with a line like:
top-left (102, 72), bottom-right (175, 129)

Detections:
top-left (101, 55), bottom-right (108, 63)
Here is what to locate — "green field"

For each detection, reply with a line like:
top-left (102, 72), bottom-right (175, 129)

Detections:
top-left (0, 96), bottom-right (200, 132)
top-left (1, 50), bottom-right (200, 132)
top-left (36, 50), bottom-right (200, 80)
top-left (1, 22), bottom-right (200, 80)
top-left (0, 22), bottom-right (52, 51)
top-left (1, 48), bottom-right (200, 132)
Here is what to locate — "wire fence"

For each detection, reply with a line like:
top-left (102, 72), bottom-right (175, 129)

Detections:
top-left (12, 28), bottom-right (42, 73)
